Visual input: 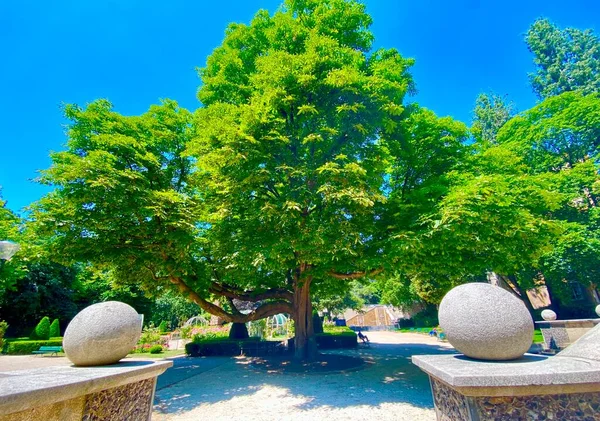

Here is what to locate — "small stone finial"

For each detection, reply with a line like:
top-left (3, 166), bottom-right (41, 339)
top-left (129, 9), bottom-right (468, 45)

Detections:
top-left (63, 301), bottom-right (142, 366)
top-left (596, 304), bottom-right (600, 318)
top-left (541, 309), bottom-right (557, 321)
top-left (438, 283), bottom-right (534, 361)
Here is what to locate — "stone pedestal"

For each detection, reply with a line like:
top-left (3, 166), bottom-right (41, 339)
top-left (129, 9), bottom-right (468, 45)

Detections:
top-left (0, 360), bottom-right (172, 421)
top-left (536, 318), bottom-right (600, 350)
top-left (413, 354), bottom-right (600, 421)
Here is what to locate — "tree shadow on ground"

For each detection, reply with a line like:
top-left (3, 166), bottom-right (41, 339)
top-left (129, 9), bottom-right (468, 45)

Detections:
top-left (154, 341), bottom-right (456, 416)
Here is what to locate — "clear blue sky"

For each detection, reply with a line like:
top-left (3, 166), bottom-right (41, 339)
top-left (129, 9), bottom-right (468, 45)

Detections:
top-left (1, 0), bottom-right (598, 212)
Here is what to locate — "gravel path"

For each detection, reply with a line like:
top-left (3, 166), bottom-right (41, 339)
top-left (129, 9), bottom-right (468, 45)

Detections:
top-left (153, 332), bottom-right (455, 421)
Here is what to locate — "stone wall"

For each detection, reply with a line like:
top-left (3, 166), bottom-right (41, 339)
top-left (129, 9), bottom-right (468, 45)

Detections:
top-left (0, 361), bottom-right (171, 421)
top-left (0, 378), bottom-right (156, 421)
top-left (537, 319), bottom-right (600, 350)
top-left (431, 378), bottom-right (600, 421)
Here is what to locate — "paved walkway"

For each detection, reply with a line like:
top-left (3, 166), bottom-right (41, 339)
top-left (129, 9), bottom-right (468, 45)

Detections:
top-left (0, 354), bottom-right (72, 371)
top-left (153, 332), bottom-right (455, 421)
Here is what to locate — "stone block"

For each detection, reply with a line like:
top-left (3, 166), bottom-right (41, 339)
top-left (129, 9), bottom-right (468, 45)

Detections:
top-left (0, 361), bottom-right (171, 420)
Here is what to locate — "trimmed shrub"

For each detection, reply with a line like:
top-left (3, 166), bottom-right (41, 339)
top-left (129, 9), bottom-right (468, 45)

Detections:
top-left (323, 325), bottom-right (354, 334)
top-left (185, 338), bottom-right (284, 357)
top-left (192, 331), bottom-right (229, 342)
top-left (186, 339), bottom-right (241, 357)
top-left (149, 345), bottom-right (163, 354)
top-left (229, 322), bottom-right (249, 340)
top-left (4, 339), bottom-right (63, 355)
top-left (0, 320), bottom-right (8, 349)
top-left (158, 321), bottom-right (169, 334)
top-left (315, 331), bottom-right (357, 349)
top-left (31, 317), bottom-right (51, 340)
top-left (49, 319), bottom-right (60, 338)
top-left (313, 311), bottom-right (323, 334)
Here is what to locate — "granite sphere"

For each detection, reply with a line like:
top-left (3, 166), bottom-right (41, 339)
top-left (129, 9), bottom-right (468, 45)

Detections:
top-left (439, 283), bottom-right (534, 360)
top-left (63, 301), bottom-right (142, 366)
top-left (541, 309), bottom-right (557, 321)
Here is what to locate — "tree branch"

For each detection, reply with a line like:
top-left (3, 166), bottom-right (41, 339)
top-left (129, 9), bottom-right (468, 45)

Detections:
top-left (327, 267), bottom-right (384, 280)
top-left (210, 282), bottom-right (294, 302)
top-left (170, 276), bottom-right (292, 323)
top-left (241, 301), bottom-right (294, 321)
top-left (169, 276), bottom-right (236, 322)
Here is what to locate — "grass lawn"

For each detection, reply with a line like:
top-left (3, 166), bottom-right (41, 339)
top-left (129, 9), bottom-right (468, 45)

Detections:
top-left (398, 327), bottom-right (545, 344)
top-left (532, 329), bottom-right (544, 344)
top-left (127, 349), bottom-right (186, 359)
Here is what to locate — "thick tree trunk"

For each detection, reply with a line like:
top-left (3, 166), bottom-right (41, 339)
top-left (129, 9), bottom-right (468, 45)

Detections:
top-left (500, 274), bottom-right (537, 317)
top-left (589, 283), bottom-right (600, 305)
top-left (293, 273), bottom-right (317, 361)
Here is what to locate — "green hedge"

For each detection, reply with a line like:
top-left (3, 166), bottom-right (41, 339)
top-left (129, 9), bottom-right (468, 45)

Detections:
top-left (4, 339), bottom-right (63, 355)
top-left (315, 331), bottom-right (357, 349)
top-left (185, 338), bottom-right (284, 357)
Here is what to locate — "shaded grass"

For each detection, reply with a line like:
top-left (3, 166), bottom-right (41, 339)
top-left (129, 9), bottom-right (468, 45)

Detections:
top-left (398, 327), bottom-right (545, 344)
top-left (127, 349), bottom-right (185, 359)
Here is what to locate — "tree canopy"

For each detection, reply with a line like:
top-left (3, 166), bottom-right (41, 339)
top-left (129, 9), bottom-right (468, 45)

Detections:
top-left (527, 18), bottom-right (600, 98)
top-left (25, 0), bottom-right (600, 357)
top-left (32, 0), bottom-right (428, 359)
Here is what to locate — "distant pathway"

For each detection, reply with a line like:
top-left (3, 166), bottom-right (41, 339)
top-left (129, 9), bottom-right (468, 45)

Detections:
top-left (153, 332), bottom-right (455, 421)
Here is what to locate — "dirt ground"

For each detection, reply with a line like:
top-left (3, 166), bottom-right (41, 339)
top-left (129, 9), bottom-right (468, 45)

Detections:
top-left (0, 332), bottom-right (453, 421)
top-left (153, 332), bottom-right (455, 421)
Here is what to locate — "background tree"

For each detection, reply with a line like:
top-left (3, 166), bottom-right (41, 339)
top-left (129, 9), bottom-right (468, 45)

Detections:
top-left (377, 104), bottom-right (470, 304)
top-left (526, 18), bottom-right (600, 99)
top-left (471, 92), bottom-right (515, 145)
top-left (496, 91), bottom-right (600, 314)
top-left (0, 193), bottom-right (24, 297)
top-left (0, 262), bottom-right (156, 336)
top-left (312, 279), bottom-right (380, 317)
top-left (149, 290), bottom-right (202, 329)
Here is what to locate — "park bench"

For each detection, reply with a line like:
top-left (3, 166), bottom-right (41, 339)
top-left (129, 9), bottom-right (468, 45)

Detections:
top-left (32, 346), bottom-right (63, 356)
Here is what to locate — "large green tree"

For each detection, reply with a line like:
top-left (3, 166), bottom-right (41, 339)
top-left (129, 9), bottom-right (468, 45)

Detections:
top-left (527, 18), bottom-right (600, 99)
top-left (192, 0), bottom-right (418, 358)
top-left (32, 0), bottom-right (434, 360)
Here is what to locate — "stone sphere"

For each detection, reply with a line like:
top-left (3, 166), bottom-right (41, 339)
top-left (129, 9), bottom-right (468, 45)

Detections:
top-left (64, 301), bottom-right (142, 366)
top-left (596, 305), bottom-right (600, 318)
top-left (439, 283), bottom-right (534, 361)
top-left (541, 309), bottom-right (557, 321)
